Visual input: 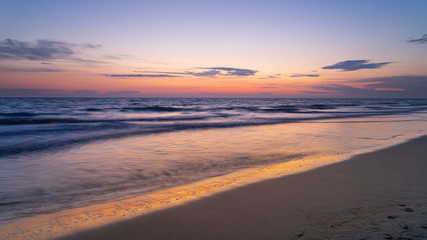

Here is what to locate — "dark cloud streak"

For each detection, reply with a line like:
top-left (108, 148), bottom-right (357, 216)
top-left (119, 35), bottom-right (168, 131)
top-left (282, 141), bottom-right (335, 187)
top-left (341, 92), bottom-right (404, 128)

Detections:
top-left (0, 66), bottom-right (65, 72)
top-left (407, 34), bottom-right (427, 44)
top-left (198, 67), bottom-right (257, 76)
top-left (266, 74), bottom-right (281, 79)
top-left (322, 60), bottom-right (392, 71)
top-left (104, 74), bottom-right (181, 78)
top-left (117, 67), bottom-right (258, 78)
top-left (308, 75), bottom-right (427, 98)
top-left (0, 39), bottom-right (101, 61)
top-left (190, 69), bottom-right (221, 77)
top-left (290, 73), bottom-right (319, 77)
top-left (301, 90), bottom-right (335, 94)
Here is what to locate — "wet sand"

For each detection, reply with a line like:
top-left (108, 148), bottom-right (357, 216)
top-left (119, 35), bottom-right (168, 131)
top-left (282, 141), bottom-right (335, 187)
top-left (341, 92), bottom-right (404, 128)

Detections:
top-left (57, 135), bottom-right (427, 240)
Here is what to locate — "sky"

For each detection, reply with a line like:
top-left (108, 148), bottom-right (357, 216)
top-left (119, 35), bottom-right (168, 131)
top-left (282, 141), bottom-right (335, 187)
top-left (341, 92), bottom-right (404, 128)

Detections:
top-left (0, 0), bottom-right (426, 98)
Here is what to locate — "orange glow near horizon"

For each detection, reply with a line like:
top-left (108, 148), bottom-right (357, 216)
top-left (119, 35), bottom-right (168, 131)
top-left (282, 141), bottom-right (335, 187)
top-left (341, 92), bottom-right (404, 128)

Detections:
top-left (0, 46), bottom-right (426, 97)
top-left (0, 69), bottom-right (411, 97)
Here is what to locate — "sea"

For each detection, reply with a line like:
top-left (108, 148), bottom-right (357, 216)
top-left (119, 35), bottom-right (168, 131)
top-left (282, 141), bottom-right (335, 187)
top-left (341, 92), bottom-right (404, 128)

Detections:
top-left (1, 98), bottom-right (427, 225)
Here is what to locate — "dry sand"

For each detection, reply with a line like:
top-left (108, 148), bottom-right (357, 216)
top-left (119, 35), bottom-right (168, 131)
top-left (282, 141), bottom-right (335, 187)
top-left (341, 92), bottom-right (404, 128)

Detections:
top-left (57, 136), bottom-right (427, 240)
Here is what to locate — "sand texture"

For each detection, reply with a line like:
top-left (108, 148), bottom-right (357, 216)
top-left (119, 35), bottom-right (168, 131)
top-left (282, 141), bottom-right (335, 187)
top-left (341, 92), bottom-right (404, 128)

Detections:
top-left (57, 135), bottom-right (427, 240)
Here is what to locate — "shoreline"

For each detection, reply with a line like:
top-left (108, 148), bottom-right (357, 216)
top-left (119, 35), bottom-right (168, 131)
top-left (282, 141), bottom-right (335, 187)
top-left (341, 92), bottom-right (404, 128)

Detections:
top-left (0, 150), bottom-right (353, 240)
top-left (56, 135), bottom-right (427, 239)
top-left (1, 133), bottom-right (426, 240)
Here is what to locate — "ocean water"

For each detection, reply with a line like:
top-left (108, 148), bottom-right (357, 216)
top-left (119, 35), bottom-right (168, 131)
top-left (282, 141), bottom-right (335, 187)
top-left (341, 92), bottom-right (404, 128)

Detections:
top-left (1, 98), bottom-right (427, 223)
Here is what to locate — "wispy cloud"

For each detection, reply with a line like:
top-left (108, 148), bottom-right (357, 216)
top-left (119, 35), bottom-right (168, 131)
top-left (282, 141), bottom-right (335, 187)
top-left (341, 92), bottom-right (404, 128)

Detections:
top-left (264, 74), bottom-right (281, 79)
top-left (189, 69), bottom-right (221, 77)
top-left (80, 43), bottom-right (102, 49)
top-left (198, 67), bottom-right (257, 76)
top-left (356, 75), bottom-right (427, 94)
top-left (322, 60), bottom-right (392, 71)
top-left (0, 66), bottom-right (66, 72)
top-left (300, 90), bottom-right (335, 94)
top-left (0, 39), bottom-right (101, 61)
top-left (290, 73), bottom-right (319, 77)
top-left (0, 39), bottom-right (72, 60)
top-left (407, 34), bottom-right (427, 44)
top-left (307, 75), bottom-right (427, 97)
top-left (112, 67), bottom-right (257, 78)
top-left (104, 74), bottom-right (182, 78)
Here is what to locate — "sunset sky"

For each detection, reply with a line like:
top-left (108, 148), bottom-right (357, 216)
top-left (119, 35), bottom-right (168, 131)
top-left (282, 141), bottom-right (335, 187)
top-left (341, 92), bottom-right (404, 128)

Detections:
top-left (1, 0), bottom-right (426, 97)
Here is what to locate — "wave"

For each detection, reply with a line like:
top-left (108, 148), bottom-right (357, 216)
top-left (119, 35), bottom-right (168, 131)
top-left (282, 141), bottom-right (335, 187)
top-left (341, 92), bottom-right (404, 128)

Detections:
top-left (258, 106), bottom-right (300, 112)
top-left (84, 108), bottom-right (104, 112)
top-left (1, 98), bottom-right (427, 158)
top-left (0, 115), bottom-right (216, 126)
top-left (0, 112), bottom-right (38, 117)
top-left (308, 104), bottom-right (336, 110)
top-left (0, 111), bottom-right (418, 158)
top-left (120, 106), bottom-right (189, 112)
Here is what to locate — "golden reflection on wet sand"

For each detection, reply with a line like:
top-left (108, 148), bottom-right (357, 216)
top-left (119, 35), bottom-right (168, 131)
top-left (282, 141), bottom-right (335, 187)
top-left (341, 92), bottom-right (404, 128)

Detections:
top-left (0, 154), bottom-right (346, 240)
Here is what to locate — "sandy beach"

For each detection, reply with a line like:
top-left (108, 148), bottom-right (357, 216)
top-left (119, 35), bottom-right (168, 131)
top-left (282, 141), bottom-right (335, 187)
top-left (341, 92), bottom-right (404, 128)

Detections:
top-left (55, 135), bottom-right (427, 240)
